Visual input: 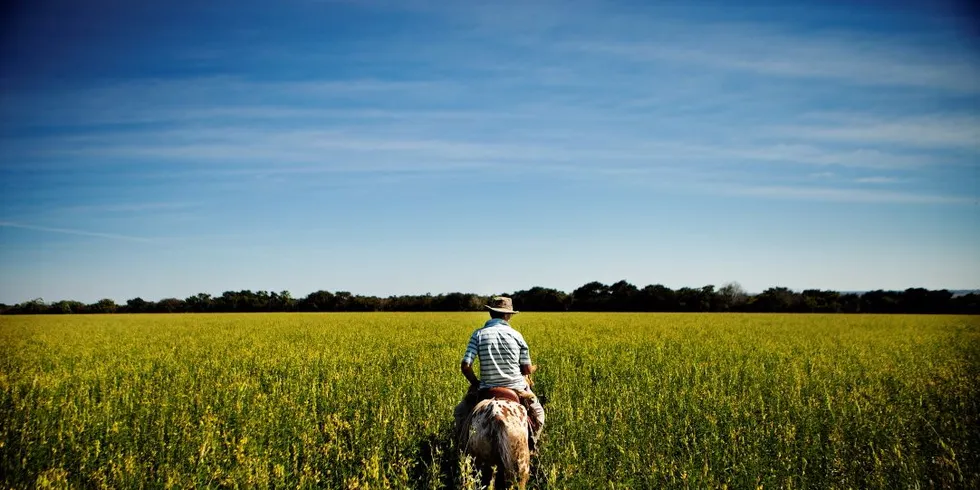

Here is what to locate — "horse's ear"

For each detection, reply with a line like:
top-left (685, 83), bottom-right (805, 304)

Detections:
top-left (528, 365), bottom-right (538, 374)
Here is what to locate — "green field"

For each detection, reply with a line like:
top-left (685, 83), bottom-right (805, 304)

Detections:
top-left (1, 313), bottom-right (977, 489)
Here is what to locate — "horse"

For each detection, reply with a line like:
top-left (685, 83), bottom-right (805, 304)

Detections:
top-left (460, 387), bottom-right (531, 490)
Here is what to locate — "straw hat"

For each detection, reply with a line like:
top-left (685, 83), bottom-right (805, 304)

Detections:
top-left (485, 296), bottom-right (519, 314)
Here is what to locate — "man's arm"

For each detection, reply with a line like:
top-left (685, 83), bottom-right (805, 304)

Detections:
top-left (461, 361), bottom-right (480, 388)
top-left (519, 335), bottom-right (535, 386)
top-left (521, 363), bottom-right (536, 387)
top-left (461, 330), bottom-right (480, 389)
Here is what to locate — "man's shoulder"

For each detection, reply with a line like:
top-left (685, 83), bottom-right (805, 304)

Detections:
top-left (496, 325), bottom-right (527, 345)
top-left (481, 322), bottom-right (518, 334)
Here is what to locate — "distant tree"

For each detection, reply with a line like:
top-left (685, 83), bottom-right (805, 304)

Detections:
top-left (18, 298), bottom-right (47, 314)
top-left (52, 300), bottom-right (86, 314)
top-left (608, 280), bottom-right (639, 311)
top-left (434, 292), bottom-right (481, 311)
top-left (510, 287), bottom-right (569, 311)
top-left (839, 293), bottom-right (861, 313)
top-left (300, 290), bottom-right (336, 311)
top-left (860, 290), bottom-right (901, 313)
top-left (91, 298), bottom-right (118, 314)
top-left (673, 287), bottom-right (700, 312)
top-left (571, 281), bottom-right (611, 311)
top-left (155, 298), bottom-right (185, 313)
top-left (332, 291), bottom-right (354, 311)
top-left (900, 288), bottom-right (953, 314)
top-left (253, 290), bottom-right (271, 311)
top-left (346, 294), bottom-right (381, 311)
top-left (125, 297), bottom-right (149, 313)
top-left (51, 301), bottom-right (68, 314)
top-left (184, 293), bottom-right (213, 313)
top-left (280, 290), bottom-right (296, 311)
top-left (799, 290), bottom-right (841, 313)
top-left (269, 291), bottom-right (295, 312)
top-left (383, 293), bottom-right (441, 311)
top-left (406, 294), bottom-right (424, 312)
top-left (669, 285), bottom-right (717, 312)
top-left (749, 287), bottom-right (799, 313)
top-left (699, 285), bottom-right (718, 312)
top-left (950, 293), bottom-right (980, 314)
top-left (717, 282), bottom-right (748, 312)
top-left (636, 284), bottom-right (676, 311)
top-left (217, 290), bottom-right (261, 312)
top-left (381, 294), bottom-right (405, 311)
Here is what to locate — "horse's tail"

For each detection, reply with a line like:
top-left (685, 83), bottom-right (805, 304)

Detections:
top-left (464, 398), bottom-right (531, 489)
top-left (491, 401), bottom-right (531, 488)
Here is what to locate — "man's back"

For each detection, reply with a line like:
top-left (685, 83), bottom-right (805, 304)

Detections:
top-left (463, 318), bottom-right (531, 390)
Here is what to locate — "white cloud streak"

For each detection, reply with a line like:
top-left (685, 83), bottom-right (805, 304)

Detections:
top-left (0, 222), bottom-right (151, 242)
top-left (571, 21), bottom-right (980, 93)
top-left (778, 116), bottom-right (980, 151)
top-left (54, 202), bottom-right (196, 213)
top-left (725, 185), bottom-right (973, 205)
top-left (855, 176), bottom-right (902, 184)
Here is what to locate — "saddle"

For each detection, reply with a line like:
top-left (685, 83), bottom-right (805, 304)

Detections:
top-left (478, 386), bottom-right (521, 404)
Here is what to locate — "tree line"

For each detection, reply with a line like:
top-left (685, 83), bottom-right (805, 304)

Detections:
top-left (1, 281), bottom-right (977, 315)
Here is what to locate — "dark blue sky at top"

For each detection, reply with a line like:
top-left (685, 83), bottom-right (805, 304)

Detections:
top-left (2, 0), bottom-right (975, 83)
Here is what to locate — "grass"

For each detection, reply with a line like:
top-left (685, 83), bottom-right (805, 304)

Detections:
top-left (1, 313), bottom-right (978, 488)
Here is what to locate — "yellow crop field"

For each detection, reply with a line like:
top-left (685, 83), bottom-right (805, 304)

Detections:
top-left (1, 313), bottom-right (977, 489)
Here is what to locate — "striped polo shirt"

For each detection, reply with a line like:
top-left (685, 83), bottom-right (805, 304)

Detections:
top-left (462, 318), bottom-right (532, 390)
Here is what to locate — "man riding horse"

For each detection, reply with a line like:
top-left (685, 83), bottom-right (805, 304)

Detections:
top-left (454, 296), bottom-right (545, 451)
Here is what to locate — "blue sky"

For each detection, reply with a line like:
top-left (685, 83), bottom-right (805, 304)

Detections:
top-left (1, 0), bottom-right (978, 304)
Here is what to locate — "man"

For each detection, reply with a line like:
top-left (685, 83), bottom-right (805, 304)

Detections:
top-left (453, 296), bottom-right (545, 450)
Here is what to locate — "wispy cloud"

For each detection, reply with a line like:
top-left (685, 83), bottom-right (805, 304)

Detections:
top-left (775, 112), bottom-right (980, 151)
top-left (11, 116), bottom-right (955, 169)
top-left (18, 125), bottom-right (683, 168)
top-left (0, 222), bottom-right (151, 242)
top-left (725, 185), bottom-right (972, 205)
top-left (635, 141), bottom-right (945, 170)
top-left (571, 23), bottom-right (980, 93)
top-left (0, 77), bottom-right (462, 132)
top-left (855, 176), bottom-right (903, 184)
top-left (807, 172), bottom-right (836, 180)
top-left (57, 202), bottom-right (196, 213)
